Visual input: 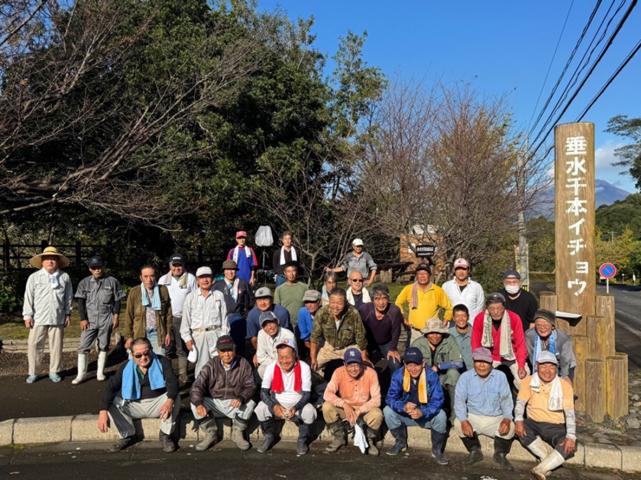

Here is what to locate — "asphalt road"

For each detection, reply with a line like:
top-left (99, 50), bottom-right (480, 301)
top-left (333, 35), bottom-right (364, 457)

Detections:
top-left (0, 442), bottom-right (633, 480)
top-left (598, 284), bottom-right (641, 369)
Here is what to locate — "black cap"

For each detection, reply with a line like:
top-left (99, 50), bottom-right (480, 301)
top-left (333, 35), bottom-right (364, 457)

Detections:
top-left (486, 292), bottom-right (507, 306)
top-left (415, 263), bottom-right (431, 273)
top-left (169, 253), bottom-right (185, 266)
top-left (502, 269), bottom-right (521, 280)
top-left (87, 256), bottom-right (104, 268)
top-left (216, 335), bottom-right (235, 352)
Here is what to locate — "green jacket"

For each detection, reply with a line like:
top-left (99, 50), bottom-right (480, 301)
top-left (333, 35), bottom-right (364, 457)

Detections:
top-left (412, 335), bottom-right (462, 386)
top-left (311, 305), bottom-right (367, 350)
top-left (124, 285), bottom-right (173, 348)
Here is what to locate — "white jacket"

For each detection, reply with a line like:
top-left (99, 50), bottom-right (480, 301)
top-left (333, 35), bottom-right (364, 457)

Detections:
top-left (442, 279), bottom-right (485, 321)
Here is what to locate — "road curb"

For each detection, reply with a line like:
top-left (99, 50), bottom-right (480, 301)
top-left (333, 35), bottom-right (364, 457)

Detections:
top-left (0, 414), bottom-right (637, 472)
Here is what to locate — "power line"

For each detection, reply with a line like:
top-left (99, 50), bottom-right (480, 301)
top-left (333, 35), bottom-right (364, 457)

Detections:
top-left (526, 0), bottom-right (601, 136)
top-left (527, 0), bottom-right (638, 161)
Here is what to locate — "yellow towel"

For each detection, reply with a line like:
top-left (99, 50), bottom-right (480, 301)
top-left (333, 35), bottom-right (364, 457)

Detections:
top-left (403, 367), bottom-right (428, 404)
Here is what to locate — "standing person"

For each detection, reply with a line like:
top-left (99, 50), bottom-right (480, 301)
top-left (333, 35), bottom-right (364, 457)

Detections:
top-left (272, 231), bottom-right (298, 287)
top-left (412, 318), bottom-right (464, 419)
top-left (358, 284), bottom-right (403, 373)
top-left (525, 310), bottom-right (576, 380)
top-left (274, 262), bottom-right (307, 328)
top-left (97, 337), bottom-right (180, 453)
top-left (449, 304), bottom-right (474, 371)
top-left (310, 288), bottom-right (368, 373)
top-left (255, 311), bottom-right (296, 378)
top-left (72, 256), bottom-right (125, 384)
top-left (515, 352), bottom-right (577, 480)
top-left (158, 253), bottom-right (197, 385)
top-left (255, 338), bottom-right (317, 456)
top-left (124, 265), bottom-right (173, 356)
top-left (227, 230), bottom-right (258, 287)
top-left (325, 238), bottom-right (377, 287)
top-left (321, 272), bottom-right (338, 307)
top-left (442, 258), bottom-right (485, 322)
top-left (23, 246), bottom-right (74, 383)
top-left (395, 263), bottom-right (453, 344)
top-left (383, 347), bottom-right (449, 465)
top-left (213, 259), bottom-right (252, 354)
top-left (471, 292), bottom-right (529, 390)
top-left (246, 287), bottom-right (292, 351)
top-left (190, 335), bottom-right (256, 452)
top-left (501, 269), bottom-right (538, 332)
top-left (296, 290), bottom-right (322, 357)
top-left (323, 348), bottom-right (383, 455)
top-left (181, 267), bottom-right (229, 376)
top-left (454, 347), bottom-right (515, 470)
top-left (346, 271), bottom-right (371, 309)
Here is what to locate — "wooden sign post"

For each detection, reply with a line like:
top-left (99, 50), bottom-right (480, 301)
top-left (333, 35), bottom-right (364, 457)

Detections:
top-left (552, 122), bottom-right (627, 421)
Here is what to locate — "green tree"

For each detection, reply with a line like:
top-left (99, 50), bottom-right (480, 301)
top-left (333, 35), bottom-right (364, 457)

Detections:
top-left (606, 115), bottom-right (641, 190)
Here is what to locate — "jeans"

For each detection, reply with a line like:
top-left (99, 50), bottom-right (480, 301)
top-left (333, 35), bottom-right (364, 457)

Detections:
top-left (146, 328), bottom-right (165, 356)
top-left (383, 405), bottom-right (447, 433)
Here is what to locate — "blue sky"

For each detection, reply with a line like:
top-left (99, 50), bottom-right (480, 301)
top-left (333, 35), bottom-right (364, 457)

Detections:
top-left (258, 0), bottom-right (641, 191)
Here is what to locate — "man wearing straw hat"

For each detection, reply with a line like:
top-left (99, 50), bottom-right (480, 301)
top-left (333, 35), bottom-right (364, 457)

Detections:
top-left (23, 246), bottom-right (74, 383)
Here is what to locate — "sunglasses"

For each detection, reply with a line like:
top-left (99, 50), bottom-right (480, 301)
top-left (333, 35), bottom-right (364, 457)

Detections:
top-left (133, 351), bottom-right (152, 359)
top-left (351, 279), bottom-right (364, 283)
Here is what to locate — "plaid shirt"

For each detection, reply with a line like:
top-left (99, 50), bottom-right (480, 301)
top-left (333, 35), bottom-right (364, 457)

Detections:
top-left (311, 305), bottom-right (367, 350)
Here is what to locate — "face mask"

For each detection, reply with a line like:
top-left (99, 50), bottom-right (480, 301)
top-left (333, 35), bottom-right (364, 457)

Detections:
top-left (505, 285), bottom-right (520, 295)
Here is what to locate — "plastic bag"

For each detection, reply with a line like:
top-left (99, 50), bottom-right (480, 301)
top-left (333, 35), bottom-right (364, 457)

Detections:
top-left (255, 225), bottom-right (274, 247)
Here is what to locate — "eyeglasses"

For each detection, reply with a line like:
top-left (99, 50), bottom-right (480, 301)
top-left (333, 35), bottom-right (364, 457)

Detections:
top-left (133, 351), bottom-right (151, 359)
top-left (351, 279), bottom-right (364, 283)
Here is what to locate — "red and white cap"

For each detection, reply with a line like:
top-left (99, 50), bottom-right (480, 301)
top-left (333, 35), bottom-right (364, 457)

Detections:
top-left (235, 230), bottom-right (248, 239)
top-left (453, 258), bottom-right (470, 269)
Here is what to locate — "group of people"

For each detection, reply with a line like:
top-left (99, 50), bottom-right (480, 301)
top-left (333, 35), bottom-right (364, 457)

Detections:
top-left (21, 233), bottom-right (578, 479)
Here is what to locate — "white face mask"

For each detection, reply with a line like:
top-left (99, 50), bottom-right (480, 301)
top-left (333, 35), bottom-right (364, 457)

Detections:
top-left (505, 285), bottom-right (520, 295)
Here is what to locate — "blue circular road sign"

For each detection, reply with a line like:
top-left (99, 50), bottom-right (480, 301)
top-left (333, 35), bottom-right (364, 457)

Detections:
top-left (599, 262), bottom-right (617, 279)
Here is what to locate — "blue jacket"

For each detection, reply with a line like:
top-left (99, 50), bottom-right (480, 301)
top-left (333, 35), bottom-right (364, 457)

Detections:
top-left (386, 366), bottom-right (444, 421)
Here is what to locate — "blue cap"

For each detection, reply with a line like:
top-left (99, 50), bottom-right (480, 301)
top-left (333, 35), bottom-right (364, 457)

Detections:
top-left (403, 347), bottom-right (424, 364)
top-left (343, 347), bottom-right (363, 364)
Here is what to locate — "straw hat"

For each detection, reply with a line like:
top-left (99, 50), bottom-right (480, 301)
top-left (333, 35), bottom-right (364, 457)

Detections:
top-left (30, 246), bottom-right (70, 269)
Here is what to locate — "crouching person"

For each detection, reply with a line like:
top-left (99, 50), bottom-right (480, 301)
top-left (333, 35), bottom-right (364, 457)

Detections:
top-left (383, 347), bottom-right (449, 465)
top-left (515, 351), bottom-right (576, 480)
top-left (255, 338), bottom-right (317, 456)
top-left (190, 335), bottom-right (256, 452)
top-left (454, 347), bottom-right (515, 470)
top-left (97, 337), bottom-right (180, 453)
top-left (322, 347), bottom-right (383, 455)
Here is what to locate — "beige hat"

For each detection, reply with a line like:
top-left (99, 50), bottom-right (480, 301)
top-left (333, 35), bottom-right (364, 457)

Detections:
top-left (420, 317), bottom-right (449, 335)
top-left (30, 246), bottom-right (70, 269)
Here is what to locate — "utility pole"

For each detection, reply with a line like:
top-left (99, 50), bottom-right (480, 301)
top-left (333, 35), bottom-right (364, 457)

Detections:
top-left (517, 144), bottom-right (529, 290)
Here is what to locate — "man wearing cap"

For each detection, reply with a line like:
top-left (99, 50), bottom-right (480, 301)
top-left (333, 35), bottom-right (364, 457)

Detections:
top-left (442, 258), bottom-right (485, 321)
top-left (272, 231), bottom-right (298, 287)
top-left (23, 246), bottom-right (74, 383)
top-left (310, 288), bottom-right (368, 373)
top-left (383, 347), bottom-right (449, 465)
top-left (325, 238), bottom-right (377, 287)
top-left (448, 304), bottom-right (474, 371)
top-left (501, 269), bottom-right (539, 332)
top-left (274, 262), bottom-right (307, 327)
top-left (296, 289), bottom-right (321, 355)
top-left (346, 270), bottom-right (371, 309)
top-left (158, 253), bottom-right (197, 384)
top-left (395, 263), bottom-right (453, 344)
top-left (97, 337), bottom-right (180, 453)
top-left (72, 256), bottom-right (125, 384)
top-left (190, 335), bottom-right (256, 451)
top-left (454, 347), bottom-right (515, 470)
top-left (255, 338), bottom-right (317, 456)
top-left (181, 267), bottom-right (229, 376)
top-left (246, 287), bottom-right (292, 351)
top-left (255, 310), bottom-right (296, 378)
top-left (412, 317), bottom-right (464, 419)
top-left (358, 284), bottom-right (404, 374)
top-left (124, 265), bottom-right (173, 356)
top-left (515, 351), bottom-right (577, 480)
top-left (526, 310), bottom-right (576, 380)
top-left (323, 347), bottom-right (383, 455)
top-left (213, 259), bottom-right (252, 354)
top-left (227, 231), bottom-right (258, 287)
top-left (472, 292), bottom-right (529, 389)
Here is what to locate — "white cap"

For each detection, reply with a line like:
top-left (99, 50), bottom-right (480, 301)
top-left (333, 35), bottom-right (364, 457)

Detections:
top-left (352, 238), bottom-right (364, 246)
top-left (196, 266), bottom-right (213, 277)
top-left (275, 337), bottom-right (298, 352)
top-left (453, 258), bottom-right (470, 269)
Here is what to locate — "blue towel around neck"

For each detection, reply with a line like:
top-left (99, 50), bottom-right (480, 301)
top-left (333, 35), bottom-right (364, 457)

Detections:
top-left (534, 330), bottom-right (557, 365)
top-left (121, 354), bottom-right (166, 401)
top-left (141, 284), bottom-right (162, 311)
